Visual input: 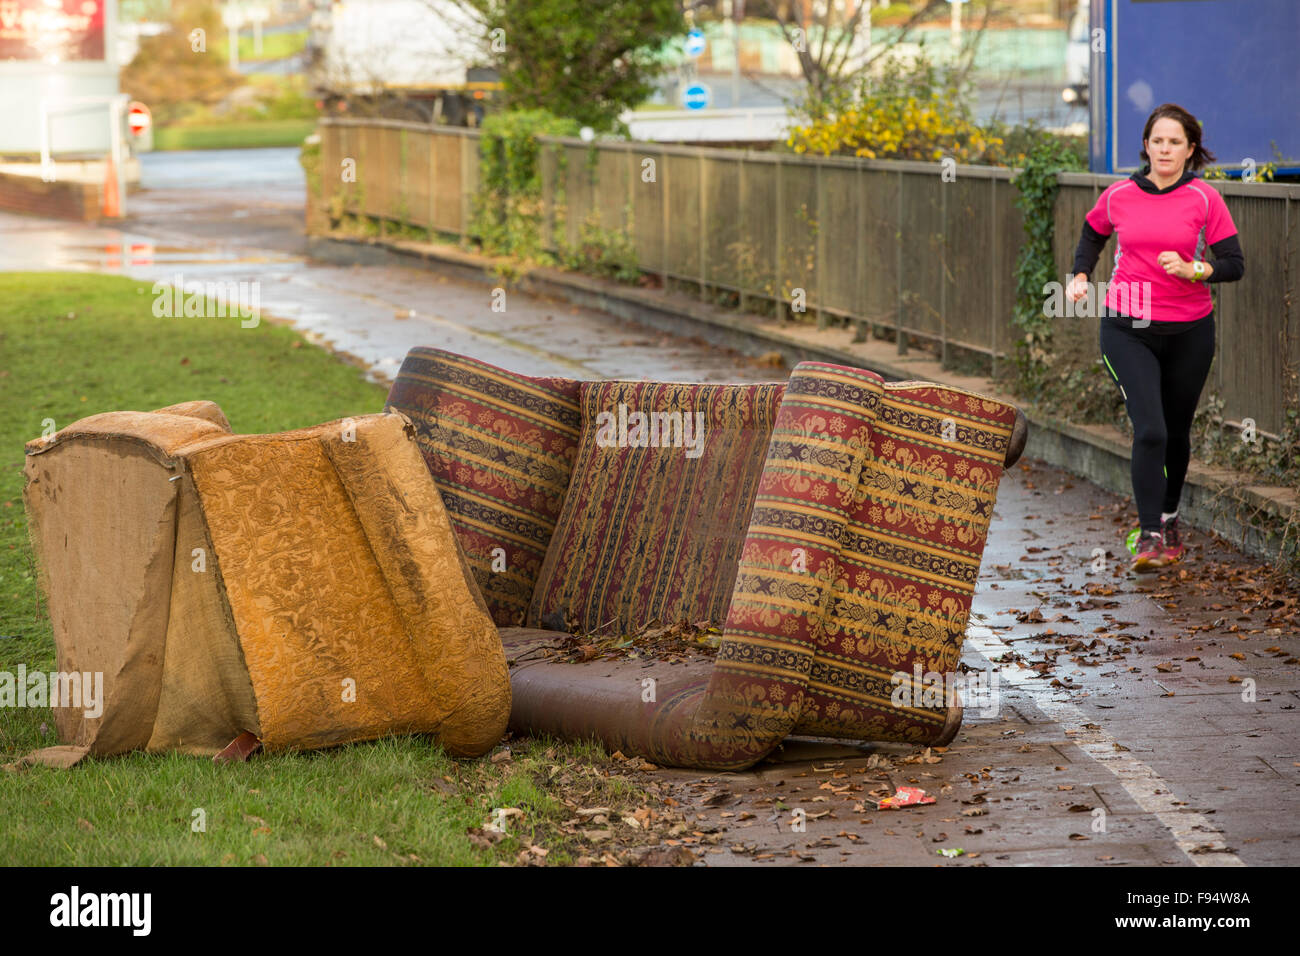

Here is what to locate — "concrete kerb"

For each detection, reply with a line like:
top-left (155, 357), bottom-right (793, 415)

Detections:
top-left (305, 232), bottom-right (1297, 569)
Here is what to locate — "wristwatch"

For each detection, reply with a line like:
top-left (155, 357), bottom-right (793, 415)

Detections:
top-left (1192, 261), bottom-right (1206, 281)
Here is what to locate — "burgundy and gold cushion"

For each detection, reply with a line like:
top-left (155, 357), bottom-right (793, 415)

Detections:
top-left (790, 367), bottom-right (1020, 744)
top-left (384, 347), bottom-right (581, 626)
top-left (527, 380), bottom-right (784, 636)
top-left (679, 364), bottom-right (884, 768)
top-left (507, 363), bottom-right (882, 770)
top-left (502, 361), bottom-right (1020, 769)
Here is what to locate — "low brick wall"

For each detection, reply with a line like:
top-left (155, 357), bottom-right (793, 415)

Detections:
top-left (0, 170), bottom-right (99, 221)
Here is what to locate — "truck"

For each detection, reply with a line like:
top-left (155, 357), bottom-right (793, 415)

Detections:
top-left (1061, 0), bottom-right (1088, 107)
top-left (306, 0), bottom-right (499, 126)
top-left (1086, 0), bottom-right (1300, 176)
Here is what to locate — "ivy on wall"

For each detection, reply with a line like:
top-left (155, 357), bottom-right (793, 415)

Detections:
top-left (1010, 134), bottom-right (1084, 400)
top-left (471, 109), bottom-right (581, 264)
top-left (470, 110), bottom-right (639, 282)
top-left (466, 109), bottom-right (637, 281)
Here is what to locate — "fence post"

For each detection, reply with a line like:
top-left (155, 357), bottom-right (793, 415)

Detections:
top-left (738, 153), bottom-right (748, 315)
top-left (625, 144), bottom-right (633, 264)
top-left (427, 128), bottom-right (436, 241)
top-left (698, 152), bottom-right (707, 297)
top-left (340, 124), bottom-right (350, 216)
top-left (857, 162), bottom-right (866, 338)
top-left (377, 125), bottom-right (387, 239)
top-left (896, 167), bottom-right (907, 355)
top-left (816, 160), bottom-right (826, 330)
top-left (661, 147), bottom-right (670, 289)
top-left (548, 138), bottom-right (559, 255)
top-left (399, 128), bottom-right (408, 230)
top-left (775, 155), bottom-right (783, 320)
top-left (940, 168), bottom-right (948, 366)
top-left (990, 174), bottom-right (998, 381)
top-left (460, 132), bottom-right (470, 243)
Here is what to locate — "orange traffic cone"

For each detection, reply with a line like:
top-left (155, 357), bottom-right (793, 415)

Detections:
top-left (101, 154), bottom-right (120, 218)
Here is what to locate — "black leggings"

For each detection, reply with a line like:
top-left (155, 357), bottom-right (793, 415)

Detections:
top-left (1098, 312), bottom-right (1216, 533)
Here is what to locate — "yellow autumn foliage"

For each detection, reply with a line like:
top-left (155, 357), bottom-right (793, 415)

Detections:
top-left (786, 56), bottom-right (1007, 165)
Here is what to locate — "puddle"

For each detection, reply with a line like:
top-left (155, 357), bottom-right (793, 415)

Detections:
top-left (51, 242), bottom-right (301, 270)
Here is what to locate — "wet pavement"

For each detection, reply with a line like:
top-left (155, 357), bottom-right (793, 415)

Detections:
top-left (660, 459), bottom-right (1299, 867)
top-left (3, 148), bottom-right (1297, 866)
top-left (0, 148), bottom-right (775, 386)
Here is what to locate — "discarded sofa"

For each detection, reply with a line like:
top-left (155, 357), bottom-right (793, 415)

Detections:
top-left (21, 401), bottom-right (509, 767)
top-left (387, 347), bottom-right (1028, 771)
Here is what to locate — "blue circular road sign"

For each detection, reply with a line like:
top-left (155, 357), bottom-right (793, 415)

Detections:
top-left (685, 28), bottom-right (706, 58)
top-left (681, 82), bottom-right (711, 111)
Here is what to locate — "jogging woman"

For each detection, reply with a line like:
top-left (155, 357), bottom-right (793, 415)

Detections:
top-left (1067, 103), bottom-right (1245, 573)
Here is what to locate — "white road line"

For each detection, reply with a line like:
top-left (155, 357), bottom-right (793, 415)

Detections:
top-left (965, 624), bottom-right (1245, 867)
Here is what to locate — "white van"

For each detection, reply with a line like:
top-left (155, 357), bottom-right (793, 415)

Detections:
top-left (1062, 2), bottom-right (1089, 105)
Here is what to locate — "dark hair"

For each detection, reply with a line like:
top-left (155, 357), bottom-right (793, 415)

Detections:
top-left (1140, 103), bottom-right (1216, 172)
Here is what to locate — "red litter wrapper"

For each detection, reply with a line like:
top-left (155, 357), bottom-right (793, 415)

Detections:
top-left (878, 786), bottom-right (935, 809)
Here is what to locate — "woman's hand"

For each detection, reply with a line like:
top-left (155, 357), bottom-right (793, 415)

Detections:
top-left (1066, 272), bottom-right (1089, 302)
top-left (1157, 251), bottom-right (1195, 279)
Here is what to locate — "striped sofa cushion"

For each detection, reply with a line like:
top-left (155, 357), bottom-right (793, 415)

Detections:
top-left (677, 364), bottom-right (882, 768)
top-left (528, 380), bottom-right (784, 636)
top-left (790, 367), bottom-right (1020, 744)
top-left (385, 347), bottom-right (582, 626)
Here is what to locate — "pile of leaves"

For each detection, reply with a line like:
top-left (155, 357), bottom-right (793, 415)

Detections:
top-left (462, 744), bottom-right (699, 867)
top-left (555, 619), bottom-right (723, 665)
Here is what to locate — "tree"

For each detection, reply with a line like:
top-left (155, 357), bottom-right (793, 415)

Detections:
top-left (119, 0), bottom-right (241, 125)
top-left (444, 0), bottom-right (686, 132)
top-left (755, 1), bottom-right (997, 124)
top-left (756, 0), bottom-right (941, 110)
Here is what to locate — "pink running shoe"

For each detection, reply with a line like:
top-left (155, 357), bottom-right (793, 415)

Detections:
top-left (1130, 529), bottom-right (1166, 573)
top-left (1161, 514), bottom-right (1186, 564)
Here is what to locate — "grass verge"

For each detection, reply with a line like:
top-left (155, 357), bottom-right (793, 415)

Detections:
top-left (153, 120), bottom-right (318, 151)
top-left (0, 272), bottom-right (669, 866)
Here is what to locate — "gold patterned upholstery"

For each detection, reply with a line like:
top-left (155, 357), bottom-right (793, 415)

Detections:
top-left (22, 404), bottom-right (509, 765)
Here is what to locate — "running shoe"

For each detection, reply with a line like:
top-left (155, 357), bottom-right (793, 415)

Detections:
top-left (1160, 515), bottom-right (1186, 564)
top-left (1130, 530), bottom-right (1166, 573)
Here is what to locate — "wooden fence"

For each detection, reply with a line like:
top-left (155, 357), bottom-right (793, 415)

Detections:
top-left (319, 118), bottom-right (1300, 436)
